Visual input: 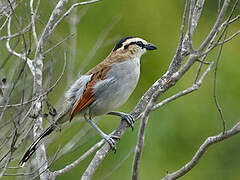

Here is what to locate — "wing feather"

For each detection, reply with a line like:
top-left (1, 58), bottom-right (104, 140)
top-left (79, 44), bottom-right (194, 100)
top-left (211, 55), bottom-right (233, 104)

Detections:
top-left (70, 66), bottom-right (111, 121)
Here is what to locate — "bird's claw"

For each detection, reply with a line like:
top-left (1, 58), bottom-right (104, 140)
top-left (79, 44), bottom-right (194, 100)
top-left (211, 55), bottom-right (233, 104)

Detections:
top-left (121, 114), bottom-right (134, 131)
top-left (104, 134), bottom-right (120, 153)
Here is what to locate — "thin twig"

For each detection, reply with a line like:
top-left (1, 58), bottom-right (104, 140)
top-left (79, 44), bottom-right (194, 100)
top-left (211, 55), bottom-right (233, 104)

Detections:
top-left (81, 0), bottom-right (212, 178)
top-left (5, 16), bottom-right (35, 75)
top-left (0, 53), bottom-right (67, 109)
top-left (48, 0), bottom-right (102, 43)
top-left (213, 32), bottom-right (227, 133)
top-left (132, 61), bottom-right (214, 180)
top-left (161, 121), bottom-right (240, 180)
top-left (53, 140), bottom-right (104, 177)
top-left (217, 30), bottom-right (240, 45)
top-left (43, 33), bottom-right (76, 55)
top-left (152, 62), bottom-right (214, 112)
top-left (198, 0), bottom-right (230, 52)
top-left (0, 22), bottom-right (31, 41)
top-left (187, 0), bottom-right (195, 53)
top-left (30, 0), bottom-right (38, 46)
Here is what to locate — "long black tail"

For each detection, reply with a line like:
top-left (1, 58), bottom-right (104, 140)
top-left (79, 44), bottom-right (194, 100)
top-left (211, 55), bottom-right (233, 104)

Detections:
top-left (19, 123), bottom-right (57, 166)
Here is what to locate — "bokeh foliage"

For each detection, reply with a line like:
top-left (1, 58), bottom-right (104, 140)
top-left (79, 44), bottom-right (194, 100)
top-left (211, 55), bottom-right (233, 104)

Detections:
top-left (1, 0), bottom-right (240, 179)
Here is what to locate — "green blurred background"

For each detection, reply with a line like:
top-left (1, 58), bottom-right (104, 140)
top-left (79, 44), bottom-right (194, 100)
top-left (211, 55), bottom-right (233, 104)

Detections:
top-left (2, 0), bottom-right (240, 179)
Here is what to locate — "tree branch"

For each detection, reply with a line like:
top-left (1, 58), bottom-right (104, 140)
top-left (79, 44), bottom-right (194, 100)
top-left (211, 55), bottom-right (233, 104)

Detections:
top-left (53, 140), bottom-right (104, 177)
top-left (152, 61), bottom-right (214, 112)
top-left (5, 16), bottom-right (35, 75)
top-left (30, 0), bottom-right (38, 46)
top-left (81, 1), bottom-right (235, 178)
top-left (161, 121), bottom-right (240, 180)
top-left (198, 0), bottom-right (230, 52)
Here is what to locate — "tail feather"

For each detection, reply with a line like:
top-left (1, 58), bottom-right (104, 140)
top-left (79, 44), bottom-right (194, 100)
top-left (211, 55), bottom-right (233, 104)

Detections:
top-left (19, 123), bottom-right (57, 166)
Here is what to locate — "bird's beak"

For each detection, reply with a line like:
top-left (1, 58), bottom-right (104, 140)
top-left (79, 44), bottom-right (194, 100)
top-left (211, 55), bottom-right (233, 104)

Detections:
top-left (145, 43), bottom-right (157, 50)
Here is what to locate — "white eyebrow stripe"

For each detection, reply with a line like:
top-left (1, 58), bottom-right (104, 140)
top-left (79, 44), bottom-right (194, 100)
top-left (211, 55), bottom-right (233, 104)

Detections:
top-left (122, 38), bottom-right (147, 47)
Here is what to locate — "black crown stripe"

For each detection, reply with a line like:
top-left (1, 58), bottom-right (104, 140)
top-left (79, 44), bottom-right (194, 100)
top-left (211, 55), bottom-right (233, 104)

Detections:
top-left (113, 36), bottom-right (135, 51)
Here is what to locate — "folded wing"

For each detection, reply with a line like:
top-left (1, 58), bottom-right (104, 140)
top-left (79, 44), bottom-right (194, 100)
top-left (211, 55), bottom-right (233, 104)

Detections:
top-left (70, 66), bottom-right (111, 121)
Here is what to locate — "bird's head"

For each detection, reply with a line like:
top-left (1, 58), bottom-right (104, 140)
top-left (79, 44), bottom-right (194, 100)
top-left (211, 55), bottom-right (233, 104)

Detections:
top-left (112, 36), bottom-right (157, 58)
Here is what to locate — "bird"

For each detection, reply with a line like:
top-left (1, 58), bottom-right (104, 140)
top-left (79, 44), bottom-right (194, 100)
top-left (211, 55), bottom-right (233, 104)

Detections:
top-left (19, 36), bottom-right (157, 166)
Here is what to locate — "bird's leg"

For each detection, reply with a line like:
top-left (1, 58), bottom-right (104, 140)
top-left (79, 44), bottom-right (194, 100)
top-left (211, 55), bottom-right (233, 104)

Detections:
top-left (85, 117), bottom-right (120, 152)
top-left (108, 111), bottom-right (134, 131)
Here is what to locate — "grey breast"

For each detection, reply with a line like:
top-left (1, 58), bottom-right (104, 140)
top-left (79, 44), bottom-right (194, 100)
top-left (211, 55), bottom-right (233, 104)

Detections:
top-left (90, 58), bottom-right (140, 116)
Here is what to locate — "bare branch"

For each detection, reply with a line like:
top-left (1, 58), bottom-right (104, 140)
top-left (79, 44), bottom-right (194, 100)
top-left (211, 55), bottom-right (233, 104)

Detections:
top-left (0, 54), bottom-right (66, 109)
top-left (217, 30), bottom-right (240, 45)
top-left (198, 0), bottom-right (230, 52)
top-left (190, 0), bottom-right (205, 34)
top-left (132, 103), bottom-right (152, 180)
top-left (168, 0), bottom-right (189, 74)
top-left (5, 16), bottom-right (35, 75)
top-left (193, 1), bottom-right (239, 83)
top-left (52, 0), bottom-right (101, 34)
top-left (161, 121), bottom-right (240, 180)
top-left (53, 140), bottom-right (104, 177)
top-left (0, 23), bottom-right (31, 41)
top-left (30, 0), bottom-right (38, 46)
top-left (213, 30), bottom-right (228, 133)
top-left (80, 0), bottom-right (234, 177)
top-left (2, 0), bottom-right (239, 179)
top-left (132, 61), bottom-right (214, 180)
top-left (81, 54), bottom-right (203, 179)
top-left (186, 0), bottom-right (195, 53)
top-left (152, 62), bottom-right (214, 112)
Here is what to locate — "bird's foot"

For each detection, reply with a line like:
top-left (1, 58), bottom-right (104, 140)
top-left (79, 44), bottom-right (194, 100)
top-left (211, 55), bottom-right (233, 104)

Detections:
top-left (121, 114), bottom-right (134, 131)
top-left (103, 134), bottom-right (120, 153)
top-left (107, 112), bottom-right (135, 131)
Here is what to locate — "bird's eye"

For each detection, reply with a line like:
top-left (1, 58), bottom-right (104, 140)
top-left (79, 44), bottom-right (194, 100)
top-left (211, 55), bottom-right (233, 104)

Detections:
top-left (136, 41), bottom-right (144, 48)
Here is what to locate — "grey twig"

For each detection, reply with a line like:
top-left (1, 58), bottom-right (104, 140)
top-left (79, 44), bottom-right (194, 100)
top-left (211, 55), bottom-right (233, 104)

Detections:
top-left (132, 92), bottom-right (156, 180)
top-left (53, 140), bottom-right (104, 177)
top-left (81, 46), bottom-right (201, 180)
top-left (213, 30), bottom-right (227, 133)
top-left (50, 0), bottom-right (101, 39)
top-left (187, 0), bottom-right (195, 53)
top-left (26, 1), bottom-right (103, 179)
top-left (160, 121), bottom-right (240, 180)
top-left (195, 0), bottom-right (239, 82)
top-left (0, 53), bottom-right (67, 109)
top-left (217, 30), bottom-right (240, 45)
top-left (191, 0), bottom-right (205, 34)
top-left (152, 62), bottom-right (214, 112)
top-left (131, 62), bottom-right (214, 180)
top-left (81, 1), bottom-right (235, 179)
top-left (5, 16), bottom-right (35, 75)
top-left (30, 0), bottom-right (38, 46)
top-left (0, 22), bottom-right (32, 41)
top-left (198, 0), bottom-right (230, 52)
top-left (43, 33), bottom-right (76, 56)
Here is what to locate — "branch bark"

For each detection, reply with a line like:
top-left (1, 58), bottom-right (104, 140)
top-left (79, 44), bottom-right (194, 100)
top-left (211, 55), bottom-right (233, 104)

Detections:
top-left (81, 0), bottom-right (238, 179)
top-left (29, 0), bottom-right (103, 179)
top-left (161, 121), bottom-right (240, 180)
top-left (1, 0), bottom-right (240, 179)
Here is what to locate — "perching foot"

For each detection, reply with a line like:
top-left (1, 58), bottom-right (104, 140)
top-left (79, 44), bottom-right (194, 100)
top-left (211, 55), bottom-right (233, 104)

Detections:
top-left (103, 134), bottom-right (120, 153)
top-left (121, 114), bottom-right (134, 131)
top-left (108, 112), bottom-right (135, 131)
